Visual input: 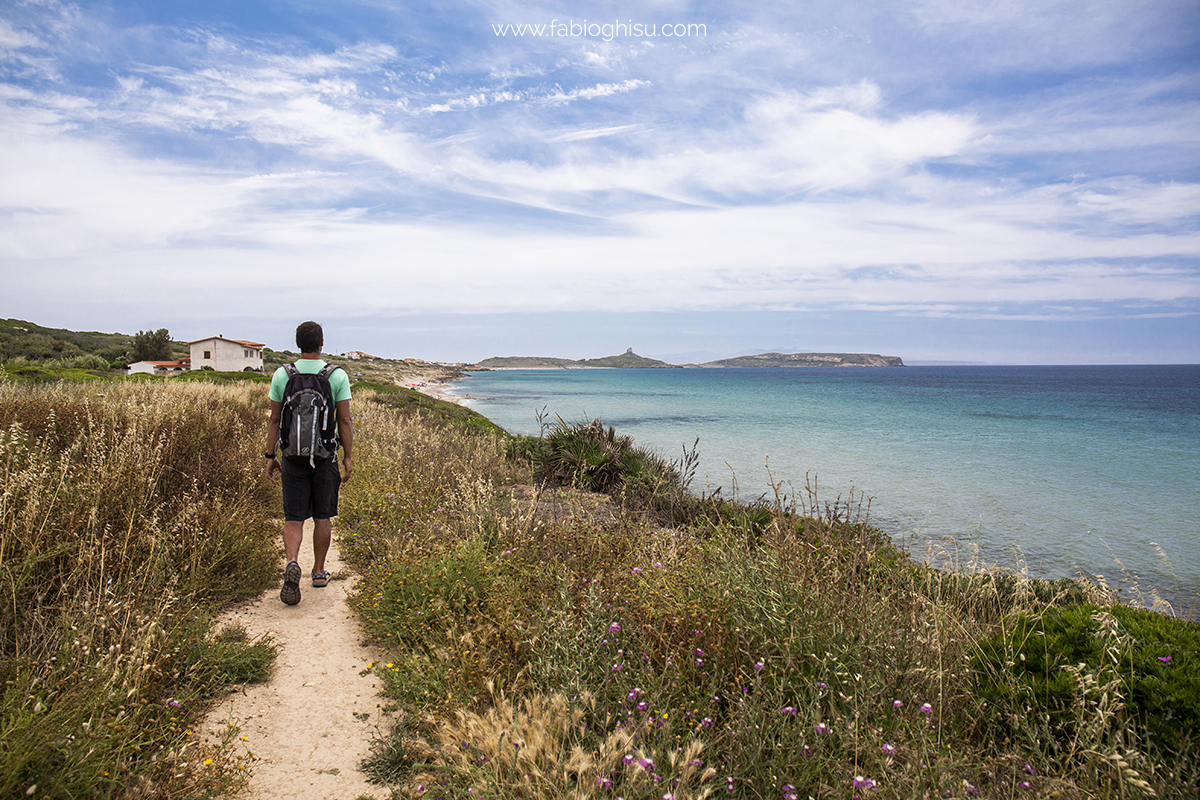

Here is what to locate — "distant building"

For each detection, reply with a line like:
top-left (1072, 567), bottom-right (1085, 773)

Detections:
top-left (343, 350), bottom-right (379, 360)
top-left (188, 335), bottom-right (264, 372)
top-left (128, 358), bottom-right (190, 376)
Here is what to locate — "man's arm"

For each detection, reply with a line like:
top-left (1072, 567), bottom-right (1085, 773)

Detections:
top-left (336, 398), bottom-right (354, 483)
top-left (264, 399), bottom-right (282, 482)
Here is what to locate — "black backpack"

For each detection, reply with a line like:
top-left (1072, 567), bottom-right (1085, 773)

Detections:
top-left (278, 362), bottom-right (341, 466)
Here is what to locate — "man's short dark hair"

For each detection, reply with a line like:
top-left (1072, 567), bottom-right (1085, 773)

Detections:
top-left (296, 321), bottom-right (323, 353)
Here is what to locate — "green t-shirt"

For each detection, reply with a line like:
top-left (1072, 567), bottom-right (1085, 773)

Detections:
top-left (269, 359), bottom-right (352, 404)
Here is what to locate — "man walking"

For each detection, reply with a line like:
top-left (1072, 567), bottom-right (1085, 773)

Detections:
top-left (263, 321), bottom-right (354, 605)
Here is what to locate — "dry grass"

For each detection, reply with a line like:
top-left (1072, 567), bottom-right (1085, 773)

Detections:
top-left (0, 378), bottom-right (280, 798)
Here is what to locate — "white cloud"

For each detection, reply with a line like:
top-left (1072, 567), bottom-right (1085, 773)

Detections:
top-left (540, 123), bottom-right (648, 142)
top-left (1, 0), bottom-right (1196, 357)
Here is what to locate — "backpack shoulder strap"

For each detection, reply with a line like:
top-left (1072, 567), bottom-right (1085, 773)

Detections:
top-left (284, 362), bottom-right (299, 378)
top-left (318, 363), bottom-right (338, 380)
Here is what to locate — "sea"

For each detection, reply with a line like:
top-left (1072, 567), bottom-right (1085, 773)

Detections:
top-left (446, 365), bottom-right (1200, 613)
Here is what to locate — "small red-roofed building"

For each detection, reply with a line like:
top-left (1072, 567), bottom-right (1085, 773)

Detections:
top-left (188, 335), bottom-right (265, 372)
top-left (128, 358), bottom-right (191, 376)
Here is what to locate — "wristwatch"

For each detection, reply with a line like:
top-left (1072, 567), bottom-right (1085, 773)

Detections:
top-left (263, 452), bottom-right (277, 459)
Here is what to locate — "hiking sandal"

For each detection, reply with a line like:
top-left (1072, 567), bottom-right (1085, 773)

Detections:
top-left (311, 570), bottom-right (330, 588)
top-left (280, 560), bottom-right (302, 605)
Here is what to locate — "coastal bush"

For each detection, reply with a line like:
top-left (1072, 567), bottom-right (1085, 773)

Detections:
top-left (173, 368), bottom-right (268, 383)
top-left (524, 416), bottom-right (698, 523)
top-left (972, 603), bottom-right (1200, 756)
top-left (0, 378), bottom-right (280, 798)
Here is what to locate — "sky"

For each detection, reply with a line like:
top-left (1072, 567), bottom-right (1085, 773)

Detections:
top-left (1, 0), bottom-right (1197, 364)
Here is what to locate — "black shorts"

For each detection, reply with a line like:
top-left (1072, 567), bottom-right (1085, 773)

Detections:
top-left (281, 456), bottom-right (341, 521)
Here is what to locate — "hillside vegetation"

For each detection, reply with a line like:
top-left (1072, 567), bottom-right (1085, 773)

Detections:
top-left (0, 318), bottom-right (157, 368)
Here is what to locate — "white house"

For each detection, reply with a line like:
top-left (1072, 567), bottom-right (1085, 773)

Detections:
top-left (128, 358), bottom-right (190, 376)
top-left (188, 336), bottom-right (265, 372)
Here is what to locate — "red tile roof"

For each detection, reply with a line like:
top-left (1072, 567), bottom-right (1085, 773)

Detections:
top-left (187, 335), bottom-right (265, 347)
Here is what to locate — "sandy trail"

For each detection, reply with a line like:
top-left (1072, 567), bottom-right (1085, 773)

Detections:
top-left (200, 522), bottom-right (389, 799)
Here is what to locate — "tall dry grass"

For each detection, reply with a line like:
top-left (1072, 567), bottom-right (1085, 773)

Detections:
top-left (0, 378), bottom-right (280, 798)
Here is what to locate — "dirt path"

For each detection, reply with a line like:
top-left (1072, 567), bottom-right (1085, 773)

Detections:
top-left (200, 522), bottom-right (389, 799)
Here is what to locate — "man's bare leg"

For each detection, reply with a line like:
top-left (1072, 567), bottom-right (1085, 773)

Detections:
top-left (312, 518), bottom-right (331, 575)
top-left (283, 520), bottom-right (304, 563)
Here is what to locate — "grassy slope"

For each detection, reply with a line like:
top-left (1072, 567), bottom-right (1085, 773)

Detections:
top-left (336, 400), bottom-right (1198, 799)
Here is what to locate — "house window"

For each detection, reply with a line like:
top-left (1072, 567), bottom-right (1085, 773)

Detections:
top-left (204, 350), bottom-right (211, 359)
top-left (244, 349), bottom-right (250, 357)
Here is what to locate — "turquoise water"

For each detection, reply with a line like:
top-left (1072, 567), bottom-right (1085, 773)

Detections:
top-left (451, 366), bottom-right (1200, 609)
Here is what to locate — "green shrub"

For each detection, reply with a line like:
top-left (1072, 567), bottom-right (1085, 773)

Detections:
top-left (972, 603), bottom-right (1200, 755)
top-left (531, 417), bottom-right (692, 524)
top-left (504, 433), bottom-right (541, 463)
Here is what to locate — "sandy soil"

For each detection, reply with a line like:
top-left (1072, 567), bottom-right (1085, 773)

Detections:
top-left (199, 522), bottom-right (389, 799)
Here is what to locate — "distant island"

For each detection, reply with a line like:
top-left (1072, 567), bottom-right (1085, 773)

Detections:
top-left (700, 352), bottom-right (904, 368)
top-left (477, 348), bottom-right (673, 369)
top-left (477, 348), bottom-right (904, 369)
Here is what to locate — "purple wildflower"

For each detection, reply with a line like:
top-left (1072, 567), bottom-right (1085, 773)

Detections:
top-left (853, 775), bottom-right (876, 791)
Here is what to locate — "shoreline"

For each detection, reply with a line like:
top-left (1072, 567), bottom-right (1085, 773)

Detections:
top-left (413, 381), bottom-right (470, 407)
top-left (410, 367), bottom-right (1197, 615)
top-left (409, 366), bottom-right (472, 407)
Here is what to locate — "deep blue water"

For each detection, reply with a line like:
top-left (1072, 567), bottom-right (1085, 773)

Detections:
top-left (451, 366), bottom-right (1200, 611)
